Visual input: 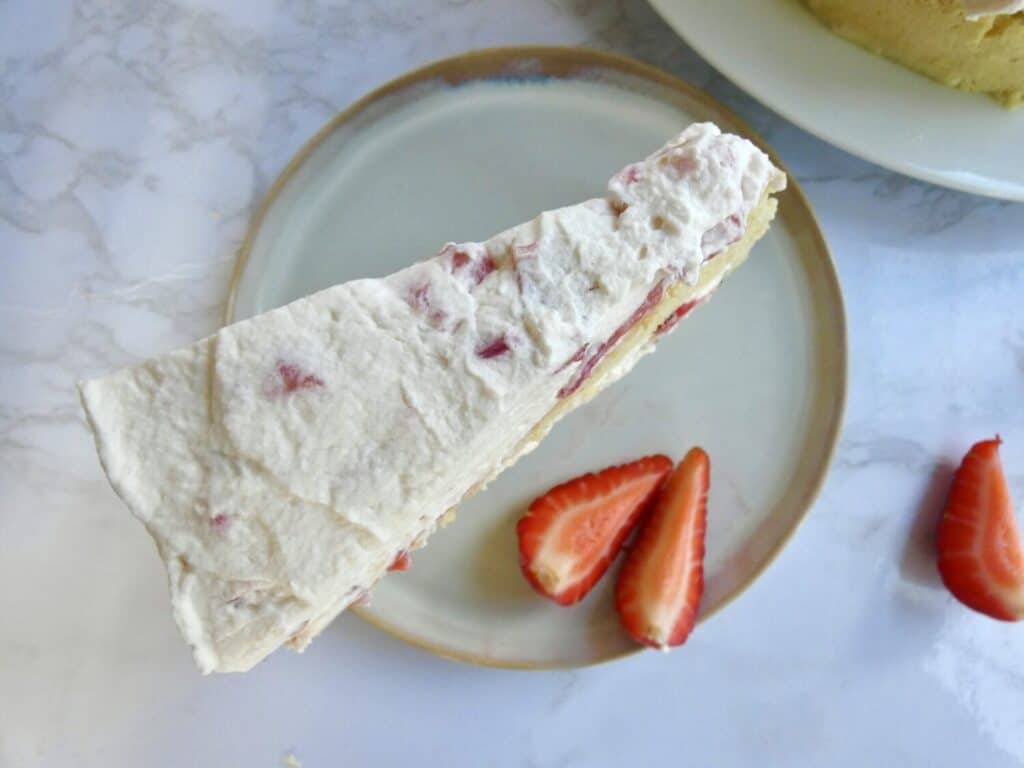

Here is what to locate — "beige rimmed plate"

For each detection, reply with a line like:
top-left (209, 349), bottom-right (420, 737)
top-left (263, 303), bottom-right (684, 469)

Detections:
top-left (226, 47), bottom-right (846, 669)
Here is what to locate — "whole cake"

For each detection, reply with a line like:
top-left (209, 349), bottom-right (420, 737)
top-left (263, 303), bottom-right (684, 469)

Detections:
top-left (81, 123), bottom-right (786, 673)
top-left (801, 0), bottom-right (1024, 107)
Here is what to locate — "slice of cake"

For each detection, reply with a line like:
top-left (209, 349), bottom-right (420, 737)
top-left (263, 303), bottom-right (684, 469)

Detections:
top-left (81, 123), bottom-right (786, 673)
top-left (801, 0), bottom-right (1024, 107)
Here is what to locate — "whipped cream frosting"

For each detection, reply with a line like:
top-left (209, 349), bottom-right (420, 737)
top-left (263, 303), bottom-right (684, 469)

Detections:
top-left (81, 123), bottom-right (785, 673)
top-left (962, 0), bottom-right (1024, 19)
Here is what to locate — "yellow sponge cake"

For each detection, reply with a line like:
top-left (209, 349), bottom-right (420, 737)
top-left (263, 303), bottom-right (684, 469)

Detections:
top-left (802, 0), bottom-right (1024, 107)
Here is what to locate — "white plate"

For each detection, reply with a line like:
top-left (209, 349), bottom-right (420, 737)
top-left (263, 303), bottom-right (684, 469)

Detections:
top-left (649, 0), bottom-right (1024, 201)
top-left (228, 48), bottom-right (847, 668)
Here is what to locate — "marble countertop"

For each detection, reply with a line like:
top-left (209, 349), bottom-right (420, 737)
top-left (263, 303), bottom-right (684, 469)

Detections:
top-left (2, 1), bottom-right (1023, 766)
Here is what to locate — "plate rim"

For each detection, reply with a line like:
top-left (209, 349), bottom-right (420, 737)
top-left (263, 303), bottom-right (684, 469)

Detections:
top-left (647, 0), bottom-right (1024, 202)
top-left (224, 45), bottom-right (848, 669)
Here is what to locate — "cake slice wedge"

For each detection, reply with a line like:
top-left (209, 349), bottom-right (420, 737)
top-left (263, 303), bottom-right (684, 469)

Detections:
top-left (80, 122), bottom-right (786, 673)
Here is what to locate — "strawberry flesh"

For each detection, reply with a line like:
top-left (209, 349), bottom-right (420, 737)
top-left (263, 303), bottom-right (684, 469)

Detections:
top-left (654, 299), bottom-right (700, 337)
top-left (388, 551), bottom-right (411, 572)
top-left (937, 437), bottom-right (1024, 621)
top-left (476, 335), bottom-right (512, 359)
top-left (616, 447), bottom-right (709, 649)
top-left (558, 279), bottom-right (666, 399)
top-left (517, 455), bottom-right (673, 605)
top-left (450, 249), bottom-right (472, 271)
top-left (471, 255), bottom-right (497, 286)
top-left (274, 362), bottom-right (324, 395)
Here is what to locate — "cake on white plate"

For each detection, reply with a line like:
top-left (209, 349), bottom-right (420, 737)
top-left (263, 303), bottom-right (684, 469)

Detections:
top-left (80, 123), bottom-right (787, 673)
top-left (801, 0), bottom-right (1024, 107)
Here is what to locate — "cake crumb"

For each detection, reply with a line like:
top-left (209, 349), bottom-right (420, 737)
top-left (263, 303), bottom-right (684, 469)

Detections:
top-left (282, 754), bottom-right (302, 768)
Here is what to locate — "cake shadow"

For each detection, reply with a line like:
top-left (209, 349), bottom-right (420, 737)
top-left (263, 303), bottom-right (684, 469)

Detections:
top-left (469, 492), bottom-right (547, 613)
top-left (899, 460), bottom-right (956, 589)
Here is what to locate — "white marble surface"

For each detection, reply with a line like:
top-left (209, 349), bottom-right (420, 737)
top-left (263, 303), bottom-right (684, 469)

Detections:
top-left (1, 1), bottom-right (1023, 765)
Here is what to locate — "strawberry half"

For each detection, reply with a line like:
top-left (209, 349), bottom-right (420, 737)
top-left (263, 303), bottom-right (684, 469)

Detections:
top-left (616, 447), bottom-right (709, 649)
top-left (517, 455), bottom-right (673, 605)
top-left (937, 437), bottom-right (1024, 621)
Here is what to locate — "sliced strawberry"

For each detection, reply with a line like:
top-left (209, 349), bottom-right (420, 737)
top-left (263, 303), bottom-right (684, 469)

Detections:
top-left (616, 447), bottom-right (709, 649)
top-left (937, 437), bottom-right (1024, 621)
top-left (388, 551), bottom-right (411, 572)
top-left (517, 455), bottom-right (673, 605)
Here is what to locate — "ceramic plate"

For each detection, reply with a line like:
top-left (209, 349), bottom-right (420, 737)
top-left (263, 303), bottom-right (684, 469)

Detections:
top-left (649, 0), bottom-right (1024, 201)
top-left (227, 47), bottom-right (846, 668)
